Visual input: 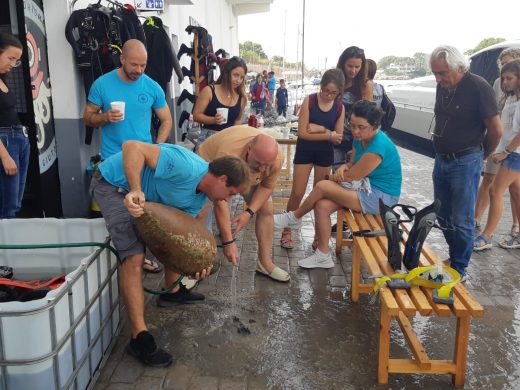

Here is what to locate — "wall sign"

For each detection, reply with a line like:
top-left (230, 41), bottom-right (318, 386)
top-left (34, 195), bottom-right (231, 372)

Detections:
top-left (136, 0), bottom-right (164, 11)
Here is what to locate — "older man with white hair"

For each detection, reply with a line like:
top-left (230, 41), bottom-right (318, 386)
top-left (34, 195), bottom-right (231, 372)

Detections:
top-left (429, 45), bottom-right (502, 278)
top-left (198, 126), bottom-right (290, 282)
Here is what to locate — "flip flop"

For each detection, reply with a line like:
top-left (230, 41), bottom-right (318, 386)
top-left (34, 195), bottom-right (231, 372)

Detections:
top-left (256, 261), bottom-right (290, 282)
top-left (280, 228), bottom-right (294, 249)
top-left (143, 258), bottom-right (162, 273)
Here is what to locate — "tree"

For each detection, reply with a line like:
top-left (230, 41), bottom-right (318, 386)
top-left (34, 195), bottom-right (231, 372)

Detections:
top-left (239, 41), bottom-right (268, 62)
top-left (464, 37), bottom-right (506, 56)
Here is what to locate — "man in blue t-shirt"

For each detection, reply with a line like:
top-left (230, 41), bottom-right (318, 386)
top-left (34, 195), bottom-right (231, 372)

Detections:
top-left (84, 39), bottom-right (173, 273)
top-left (83, 39), bottom-right (172, 160)
top-left (267, 71), bottom-right (277, 105)
top-left (90, 140), bottom-right (249, 367)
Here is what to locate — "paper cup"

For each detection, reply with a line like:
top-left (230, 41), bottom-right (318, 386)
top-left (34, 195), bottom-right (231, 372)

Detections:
top-left (282, 127), bottom-right (290, 138)
top-left (110, 101), bottom-right (126, 120)
top-left (216, 107), bottom-right (229, 124)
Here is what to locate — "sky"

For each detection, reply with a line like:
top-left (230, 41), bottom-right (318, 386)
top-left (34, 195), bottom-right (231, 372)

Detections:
top-left (237, 0), bottom-right (520, 69)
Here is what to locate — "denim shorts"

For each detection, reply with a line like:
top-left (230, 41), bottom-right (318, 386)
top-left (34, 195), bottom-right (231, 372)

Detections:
top-left (357, 187), bottom-right (399, 215)
top-left (502, 152), bottom-right (520, 172)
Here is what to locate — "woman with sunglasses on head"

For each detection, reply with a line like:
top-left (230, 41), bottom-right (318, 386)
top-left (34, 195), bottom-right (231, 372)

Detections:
top-left (0, 33), bottom-right (29, 219)
top-left (329, 46), bottom-right (373, 235)
top-left (279, 69), bottom-right (345, 249)
top-left (474, 59), bottom-right (520, 250)
top-left (275, 100), bottom-right (402, 268)
top-left (193, 56), bottom-right (248, 144)
top-left (474, 48), bottom-right (520, 240)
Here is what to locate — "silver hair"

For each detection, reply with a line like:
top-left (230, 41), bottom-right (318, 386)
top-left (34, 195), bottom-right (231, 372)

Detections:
top-left (497, 47), bottom-right (520, 68)
top-left (430, 45), bottom-right (469, 72)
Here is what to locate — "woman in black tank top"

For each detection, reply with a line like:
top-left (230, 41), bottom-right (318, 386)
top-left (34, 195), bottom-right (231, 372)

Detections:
top-left (0, 33), bottom-right (30, 218)
top-left (193, 57), bottom-right (248, 142)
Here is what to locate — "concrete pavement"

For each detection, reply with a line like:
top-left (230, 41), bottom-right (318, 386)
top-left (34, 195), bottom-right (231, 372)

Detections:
top-left (93, 146), bottom-right (520, 390)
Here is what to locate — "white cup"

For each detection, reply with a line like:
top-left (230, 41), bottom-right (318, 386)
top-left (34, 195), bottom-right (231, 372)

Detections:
top-left (282, 127), bottom-right (290, 138)
top-left (110, 101), bottom-right (126, 120)
top-left (216, 107), bottom-right (229, 124)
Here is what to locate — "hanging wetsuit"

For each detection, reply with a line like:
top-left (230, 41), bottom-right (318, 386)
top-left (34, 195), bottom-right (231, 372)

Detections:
top-left (65, 6), bottom-right (115, 144)
top-left (143, 17), bottom-right (174, 93)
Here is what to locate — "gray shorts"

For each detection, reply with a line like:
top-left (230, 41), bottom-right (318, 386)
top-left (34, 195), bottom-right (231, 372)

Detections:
top-left (90, 172), bottom-right (144, 261)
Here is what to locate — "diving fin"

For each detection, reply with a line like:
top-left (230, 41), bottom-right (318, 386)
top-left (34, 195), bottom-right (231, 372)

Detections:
top-left (403, 199), bottom-right (441, 270)
top-left (379, 199), bottom-right (402, 271)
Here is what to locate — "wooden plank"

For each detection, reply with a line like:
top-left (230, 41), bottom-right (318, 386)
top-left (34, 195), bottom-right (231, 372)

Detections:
top-left (452, 316), bottom-right (471, 387)
top-left (351, 241), bottom-right (361, 302)
top-left (354, 213), bottom-right (416, 317)
top-left (396, 312), bottom-right (431, 370)
top-left (388, 359), bottom-right (456, 374)
top-left (422, 287), bottom-right (453, 317)
top-left (378, 300), bottom-right (391, 384)
top-left (453, 284), bottom-right (485, 317)
top-left (346, 213), bottom-right (398, 313)
top-left (409, 286), bottom-right (433, 316)
top-left (335, 209), bottom-right (353, 253)
top-left (272, 197), bottom-right (289, 204)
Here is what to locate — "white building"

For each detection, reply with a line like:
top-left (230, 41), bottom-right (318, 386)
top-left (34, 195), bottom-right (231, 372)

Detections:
top-left (3, 0), bottom-right (271, 217)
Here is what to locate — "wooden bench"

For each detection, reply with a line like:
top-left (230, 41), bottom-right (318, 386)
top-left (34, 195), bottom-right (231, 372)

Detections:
top-left (335, 209), bottom-right (484, 387)
top-left (273, 138), bottom-right (296, 211)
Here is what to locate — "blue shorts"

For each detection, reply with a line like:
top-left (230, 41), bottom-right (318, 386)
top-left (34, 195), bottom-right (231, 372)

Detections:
top-left (293, 139), bottom-right (334, 167)
top-left (502, 152), bottom-right (520, 172)
top-left (357, 187), bottom-right (399, 215)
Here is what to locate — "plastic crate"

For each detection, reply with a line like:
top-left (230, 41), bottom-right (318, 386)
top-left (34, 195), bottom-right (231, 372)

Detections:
top-left (0, 219), bottom-right (120, 390)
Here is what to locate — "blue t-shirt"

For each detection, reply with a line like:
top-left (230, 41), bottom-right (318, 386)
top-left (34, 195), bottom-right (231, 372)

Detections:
top-left (88, 69), bottom-right (167, 159)
top-left (353, 131), bottom-right (402, 196)
top-left (268, 76), bottom-right (277, 90)
top-left (99, 144), bottom-right (209, 217)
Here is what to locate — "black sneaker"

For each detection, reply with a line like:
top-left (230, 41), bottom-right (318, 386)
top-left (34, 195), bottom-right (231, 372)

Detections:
top-left (156, 284), bottom-right (205, 307)
top-left (331, 221), bottom-right (349, 234)
top-left (125, 331), bottom-right (173, 367)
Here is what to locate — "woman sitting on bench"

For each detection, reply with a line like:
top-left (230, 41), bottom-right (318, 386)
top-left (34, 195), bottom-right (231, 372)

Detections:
top-left (274, 100), bottom-right (402, 269)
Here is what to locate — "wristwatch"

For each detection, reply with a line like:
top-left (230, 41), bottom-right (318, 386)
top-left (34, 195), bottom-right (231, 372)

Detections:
top-left (245, 208), bottom-right (255, 217)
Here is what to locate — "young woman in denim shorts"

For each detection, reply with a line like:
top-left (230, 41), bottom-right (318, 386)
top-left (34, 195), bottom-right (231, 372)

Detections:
top-left (280, 69), bottom-right (345, 249)
top-left (274, 100), bottom-right (402, 269)
top-left (0, 33), bottom-right (29, 219)
top-left (474, 59), bottom-right (520, 250)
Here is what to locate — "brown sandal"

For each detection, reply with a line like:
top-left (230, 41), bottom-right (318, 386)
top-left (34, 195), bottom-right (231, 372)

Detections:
top-left (280, 228), bottom-right (294, 249)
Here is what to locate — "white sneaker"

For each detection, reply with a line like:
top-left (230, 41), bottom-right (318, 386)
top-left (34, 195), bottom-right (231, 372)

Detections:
top-left (298, 250), bottom-right (334, 269)
top-left (274, 211), bottom-right (302, 229)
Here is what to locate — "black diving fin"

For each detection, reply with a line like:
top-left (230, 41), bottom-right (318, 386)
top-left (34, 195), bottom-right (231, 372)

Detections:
top-left (379, 199), bottom-right (404, 272)
top-left (403, 199), bottom-right (441, 270)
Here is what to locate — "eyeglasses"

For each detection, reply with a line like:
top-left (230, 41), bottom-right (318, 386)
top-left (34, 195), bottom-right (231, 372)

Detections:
top-left (428, 115), bottom-right (450, 138)
top-left (321, 88), bottom-right (339, 97)
top-left (350, 123), bottom-right (371, 131)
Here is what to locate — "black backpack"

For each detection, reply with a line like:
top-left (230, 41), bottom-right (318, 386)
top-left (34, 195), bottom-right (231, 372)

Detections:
top-left (380, 87), bottom-right (396, 131)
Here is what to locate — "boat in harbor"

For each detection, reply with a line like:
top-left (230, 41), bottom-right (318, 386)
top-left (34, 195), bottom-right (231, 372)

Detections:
top-left (385, 39), bottom-right (520, 157)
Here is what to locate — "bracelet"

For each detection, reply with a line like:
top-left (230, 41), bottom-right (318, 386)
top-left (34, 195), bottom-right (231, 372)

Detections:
top-left (245, 207), bottom-right (255, 217)
top-left (505, 147), bottom-right (513, 154)
top-left (221, 238), bottom-right (236, 247)
top-left (328, 130), bottom-right (333, 141)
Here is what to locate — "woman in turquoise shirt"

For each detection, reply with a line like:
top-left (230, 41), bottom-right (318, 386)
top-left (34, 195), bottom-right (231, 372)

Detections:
top-left (274, 100), bottom-right (402, 269)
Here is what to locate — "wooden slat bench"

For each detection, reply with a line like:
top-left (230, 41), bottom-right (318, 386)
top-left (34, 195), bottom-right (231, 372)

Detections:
top-left (335, 208), bottom-right (484, 387)
top-left (273, 138), bottom-right (296, 211)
